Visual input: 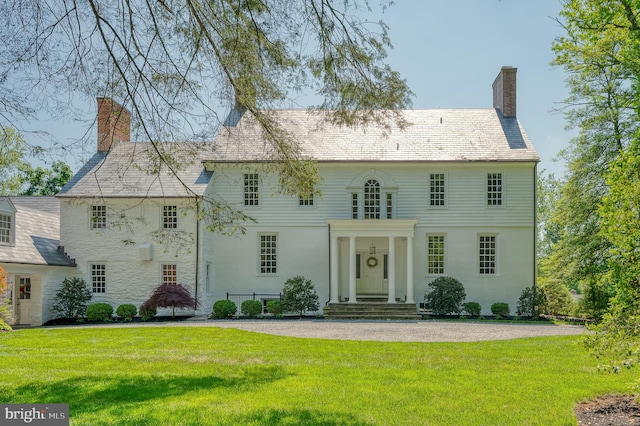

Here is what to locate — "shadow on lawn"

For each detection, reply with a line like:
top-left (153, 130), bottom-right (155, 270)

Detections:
top-left (10, 365), bottom-right (287, 416)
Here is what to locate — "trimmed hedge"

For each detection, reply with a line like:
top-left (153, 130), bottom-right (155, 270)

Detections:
top-left (116, 304), bottom-right (137, 321)
top-left (212, 300), bottom-right (237, 319)
top-left (86, 303), bottom-right (113, 322)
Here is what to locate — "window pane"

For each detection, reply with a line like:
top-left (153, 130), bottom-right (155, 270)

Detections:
top-left (487, 173), bottom-right (502, 206)
top-left (427, 235), bottom-right (445, 274)
top-left (91, 205), bottom-right (106, 229)
top-left (352, 193), bottom-right (358, 219)
top-left (260, 234), bottom-right (277, 274)
top-left (0, 214), bottom-right (11, 244)
top-left (479, 235), bottom-right (497, 274)
top-left (364, 180), bottom-right (380, 219)
top-left (244, 173), bottom-right (259, 206)
top-left (163, 205), bottom-right (177, 229)
top-left (91, 264), bottom-right (106, 293)
top-left (162, 264), bottom-right (177, 285)
top-left (429, 173), bottom-right (445, 206)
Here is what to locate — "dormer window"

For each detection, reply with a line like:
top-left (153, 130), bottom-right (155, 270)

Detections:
top-left (0, 212), bottom-right (13, 245)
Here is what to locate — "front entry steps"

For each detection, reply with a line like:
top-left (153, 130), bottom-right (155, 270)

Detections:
top-left (324, 302), bottom-right (421, 320)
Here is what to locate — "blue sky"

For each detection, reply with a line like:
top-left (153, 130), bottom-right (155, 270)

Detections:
top-left (26, 0), bottom-right (573, 178)
top-left (372, 0), bottom-right (573, 177)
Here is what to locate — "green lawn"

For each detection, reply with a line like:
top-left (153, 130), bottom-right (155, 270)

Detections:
top-left (0, 326), bottom-right (635, 425)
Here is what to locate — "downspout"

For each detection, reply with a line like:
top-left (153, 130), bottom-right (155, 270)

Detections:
top-left (194, 197), bottom-right (200, 312)
top-left (326, 223), bottom-right (331, 306)
top-left (533, 162), bottom-right (538, 311)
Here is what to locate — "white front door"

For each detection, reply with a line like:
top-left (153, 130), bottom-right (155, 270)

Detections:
top-left (359, 252), bottom-right (388, 295)
top-left (16, 276), bottom-right (32, 325)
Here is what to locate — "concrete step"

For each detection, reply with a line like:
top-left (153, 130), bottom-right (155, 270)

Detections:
top-left (325, 302), bottom-right (421, 320)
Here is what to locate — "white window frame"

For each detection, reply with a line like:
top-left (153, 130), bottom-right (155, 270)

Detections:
top-left (429, 173), bottom-right (447, 208)
top-left (298, 193), bottom-right (315, 208)
top-left (363, 179), bottom-right (381, 219)
top-left (0, 212), bottom-right (14, 246)
top-left (426, 234), bottom-right (446, 275)
top-left (487, 173), bottom-right (503, 207)
top-left (90, 205), bottom-right (106, 230)
top-left (243, 173), bottom-right (260, 207)
top-left (90, 263), bottom-right (106, 293)
top-left (258, 233), bottom-right (278, 275)
top-left (163, 205), bottom-right (178, 229)
top-left (161, 263), bottom-right (178, 285)
top-left (478, 234), bottom-right (498, 275)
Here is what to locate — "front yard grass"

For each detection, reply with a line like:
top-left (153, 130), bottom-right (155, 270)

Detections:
top-left (0, 326), bottom-right (635, 425)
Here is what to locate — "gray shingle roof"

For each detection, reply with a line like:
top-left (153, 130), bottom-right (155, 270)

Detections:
top-left (210, 109), bottom-right (539, 163)
top-left (57, 142), bottom-right (214, 198)
top-left (0, 197), bottom-right (75, 266)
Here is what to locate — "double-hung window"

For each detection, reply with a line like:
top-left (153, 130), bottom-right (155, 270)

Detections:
top-left (259, 234), bottom-right (277, 274)
top-left (91, 205), bottom-right (106, 229)
top-left (487, 173), bottom-right (503, 206)
top-left (162, 264), bottom-right (177, 285)
top-left (427, 235), bottom-right (445, 275)
top-left (429, 173), bottom-right (446, 207)
top-left (163, 205), bottom-right (177, 229)
top-left (479, 235), bottom-right (497, 275)
top-left (244, 173), bottom-right (259, 206)
top-left (0, 213), bottom-right (12, 245)
top-left (91, 263), bottom-right (106, 293)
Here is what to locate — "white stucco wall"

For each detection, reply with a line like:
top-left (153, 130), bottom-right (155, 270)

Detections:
top-left (59, 198), bottom-right (204, 317)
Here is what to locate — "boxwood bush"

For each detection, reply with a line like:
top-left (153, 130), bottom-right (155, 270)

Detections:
top-left (241, 300), bottom-right (262, 317)
top-left (86, 303), bottom-right (114, 322)
top-left (491, 302), bottom-right (510, 318)
top-left (116, 304), bottom-right (137, 321)
top-left (463, 301), bottom-right (482, 317)
top-left (212, 300), bottom-right (237, 319)
top-left (266, 300), bottom-right (283, 317)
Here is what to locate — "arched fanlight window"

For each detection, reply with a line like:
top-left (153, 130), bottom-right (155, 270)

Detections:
top-left (363, 179), bottom-right (381, 219)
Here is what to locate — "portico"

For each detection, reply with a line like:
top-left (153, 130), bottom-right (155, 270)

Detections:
top-left (327, 219), bottom-right (418, 304)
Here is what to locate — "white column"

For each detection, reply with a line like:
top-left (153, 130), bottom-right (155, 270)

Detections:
top-left (406, 236), bottom-right (415, 303)
top-left (349, 236), bottom-right (357, 303)
top-left (330, 235), bottom-right (339, 303)
top-left (387, 236), bottom-right (396, 303)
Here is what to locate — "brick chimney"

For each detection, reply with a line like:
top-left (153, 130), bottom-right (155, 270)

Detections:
top-left (97, 97), bottom-right (131, 153)
top-left (492, 66), bottom-right (517, 118)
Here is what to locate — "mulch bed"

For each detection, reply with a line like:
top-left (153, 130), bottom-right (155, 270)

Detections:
top-left (575, 395), bottom-right (640, 425)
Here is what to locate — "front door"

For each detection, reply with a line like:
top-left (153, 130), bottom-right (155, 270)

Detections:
top-left (16, 276), bottom-right (32, 325)
top-left (359, 252), bottom-right (387, 295)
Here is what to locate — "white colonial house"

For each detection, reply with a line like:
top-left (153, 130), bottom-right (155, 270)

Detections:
top-left (5, 66), bottom-right (539, 324)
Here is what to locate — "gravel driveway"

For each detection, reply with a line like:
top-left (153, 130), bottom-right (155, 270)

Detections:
top-left (184, 319), bottom-right (587, 342)
top-left (55, 318), bottom-right (587, 342)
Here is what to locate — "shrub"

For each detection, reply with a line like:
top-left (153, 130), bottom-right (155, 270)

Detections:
top-left (144, 283), bottom-right (197, 317)
top-left (516, 286), bottom-right (547, 317)
top-left (116, 304), bottom-right (137, 321)
top-left (212, 300), bottom-right (237, 319)
top-left (86, 303), bottom-right (114, 322)
top-left (139, 303), bottom-right (157, 321)
top-left (425, 276), bottom-right (466, 315)
top-left (52, 277), bottom-right (92, 319)
top-left (491, 302), bottom-right (510, 318)
top-left (266, 300), bottom-right (283, 317)
top-left (241, 300), bottom-right (263, 317)
top-left (539, 279), bottom-right (574, 316)
top-left (463, 301), bottom-right (482, 317)
top-left (282, 276), bottom-right (320, 316)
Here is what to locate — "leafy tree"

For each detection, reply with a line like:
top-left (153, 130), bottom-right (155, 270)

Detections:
top-left (144, 283), bottom-right (197, 317)
top-left (282, 276), bottom-right (319, 316)
top-left (547, 0), bottom-right (640, 319)
top-left (425, 276), bottom-right (466, 315)
top-left (0, 1), bottom-right (411, 232)
top-left (52, 277), bottom-right (92, 319)
top-left (19, 161), bottom-right (73, 196)
top-left (516, 286), bottom-right (547, 318)
top-left (0, 128), bottom-right (28, 195)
